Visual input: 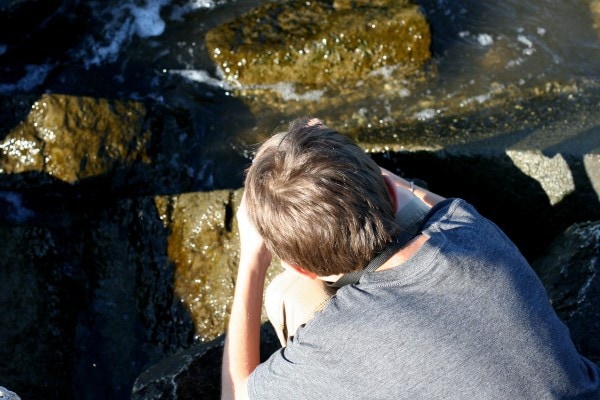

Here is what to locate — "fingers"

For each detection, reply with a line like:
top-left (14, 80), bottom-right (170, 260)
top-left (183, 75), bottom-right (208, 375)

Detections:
top-left (237, 192), bottom-right (273, 269)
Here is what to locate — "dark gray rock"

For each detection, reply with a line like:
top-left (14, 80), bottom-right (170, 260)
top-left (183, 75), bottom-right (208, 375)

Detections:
top-left (0, 196), bottom-right (195, 399)
top-left (533, 221), bottom-right (600, 364)
top-left (132, 324), bottom-right (280, 400)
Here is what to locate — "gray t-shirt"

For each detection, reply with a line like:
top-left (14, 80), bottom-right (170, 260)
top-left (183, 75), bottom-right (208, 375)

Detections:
top-left (249, 199), bottom-right (600, 399)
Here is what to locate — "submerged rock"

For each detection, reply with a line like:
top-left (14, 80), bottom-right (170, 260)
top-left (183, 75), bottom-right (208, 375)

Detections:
top-left (534, 221), bottom-right (600, 363)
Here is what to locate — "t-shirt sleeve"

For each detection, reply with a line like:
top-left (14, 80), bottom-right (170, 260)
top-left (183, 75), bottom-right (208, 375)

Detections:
top-left (248, 334), bottom-right (332, 400)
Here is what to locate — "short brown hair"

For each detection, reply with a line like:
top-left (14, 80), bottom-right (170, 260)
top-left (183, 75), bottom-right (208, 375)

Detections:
top-left (244, 117), bottom-right (399, 276)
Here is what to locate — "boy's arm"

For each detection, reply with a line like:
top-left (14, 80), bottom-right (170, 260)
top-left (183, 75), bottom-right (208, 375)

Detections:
top-left (381, 167), bottom-right (445, 208)
top-left (221, 195), bottom-right (272, 400)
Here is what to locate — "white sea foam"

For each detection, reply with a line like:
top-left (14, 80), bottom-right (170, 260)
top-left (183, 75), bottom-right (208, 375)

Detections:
top-left (477, 33), bottom-right (494, 46)
top-left (168, 69), bottom-right (231, 89)
top-left (413, 108), bottom-right (436, 121)
top-left (368, 64), bottom-right (399, 79)
top-left (131, 0), bottom-right (169, 38)
top-left (517, 34), bottom-right (533, 48)
top-left (267, 82), bottom-right (325, 102)
top-left (170, 0), bottom-right (217, 21)
top-left (0, 64), bottom-right (53, 93)
top-left (459, 92), bottom-right (492, 107)
top-left (82, 0), bottom-right (171, 67)
top-left (0, 44), bottom-right (6, 56)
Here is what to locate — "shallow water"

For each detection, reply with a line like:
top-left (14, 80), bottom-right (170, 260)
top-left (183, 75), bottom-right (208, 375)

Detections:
top-left (2, 0), bottom-right (599, 108)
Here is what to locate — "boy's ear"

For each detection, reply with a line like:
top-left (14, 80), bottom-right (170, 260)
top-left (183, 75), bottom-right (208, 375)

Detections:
top-left (381, 174), bottom-right (398, 211)
top-left (281, 260), bottom-right (318, 280)
top-left (291, 265), bottom-right (318, 280)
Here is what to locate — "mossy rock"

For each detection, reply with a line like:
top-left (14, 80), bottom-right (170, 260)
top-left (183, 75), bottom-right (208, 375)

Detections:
top-left (0, 94), bottom-right (149, 184)
top-left (206, 0), bottom-right (430, 89)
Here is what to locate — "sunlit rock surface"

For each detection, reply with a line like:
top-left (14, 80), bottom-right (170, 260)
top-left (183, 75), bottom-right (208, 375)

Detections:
top-left (204, 0), bottom-right (434, 131)
top-left (534, 221), bottom-right (600, 364)
top-left (155, 189), bottom-right (279, 342)
top-left (0, 94), bottom-right (149, 183)
top-left (0, 92), bottom-right (252, 193)
top-left (206, 0), bottom-right (429, 90)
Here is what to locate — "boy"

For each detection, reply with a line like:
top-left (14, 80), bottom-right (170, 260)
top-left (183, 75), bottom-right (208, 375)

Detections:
top-left (221, 118), bottom-right (599, 400)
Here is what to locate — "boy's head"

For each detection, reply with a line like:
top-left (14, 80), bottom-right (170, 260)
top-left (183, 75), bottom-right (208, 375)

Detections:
top-left (244, 117), bottom-right (399, 276)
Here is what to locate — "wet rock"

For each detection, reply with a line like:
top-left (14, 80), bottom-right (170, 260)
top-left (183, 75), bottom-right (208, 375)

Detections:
top-left (0, 195), bottom-right (195, 399)
top-left (0, 386), bottom-right (21, 400)
top-left (131, 324), bottom-right (280, 400)
top-left (0, 92), bottom-right (253, 194)
top-left (72, 196), bottom-right (195, 399)
top-left (592, 0), bottom-right (600, 39)
top-left (0, 223), bottom-right (82, 399)
top-left (205, 0), bottom-right (430, 90)
top-left (0, 94), bottom-right (149, 184)
top-left (533, 221), bottom-right (600, 364)
top-left (154, 189), bottom-right (279, 342)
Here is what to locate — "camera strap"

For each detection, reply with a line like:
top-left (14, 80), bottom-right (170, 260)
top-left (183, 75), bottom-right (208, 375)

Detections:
top-left (328, 197), bottom-right (430, 288)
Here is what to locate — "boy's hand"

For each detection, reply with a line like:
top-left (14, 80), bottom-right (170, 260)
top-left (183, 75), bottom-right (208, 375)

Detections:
top-left (380, 167), bottom-right (445, 208)
top-left (237, 193), bottom-right (272, 272)
top-left (380, 167), bottom-right (418, 213)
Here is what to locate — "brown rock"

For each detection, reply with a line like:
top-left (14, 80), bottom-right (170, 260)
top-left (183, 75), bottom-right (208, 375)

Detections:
top-left (0, 94), bottom-right (150, 183)
top-left (155, 189), bottom-right (280, 341)
top-left (205, 0), bottom-right (430, 89)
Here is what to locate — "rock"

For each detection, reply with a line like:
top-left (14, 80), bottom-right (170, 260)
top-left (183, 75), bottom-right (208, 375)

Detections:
top-left (591, 0), bottom-right (600, 38)
top-left (0, 195), bottom-right (195, 399)
top-left (132, 324), bottom-right (281, 400)
top-left (0, 94), bottom-right (149, 184)
top-left (205, 0), bottom-right (430, 90)
top-left (0, 223), bottom-right (83, 399)
top-left (0, 386), bottom-right (21, 400)
top-left (533, 221), bottom-right (600, 363)
top-left (0, 186), bottom-right (283, 398)
top-left (154, 189), bottom-right (280, 342)
top-left (0, 92), bottom-right (253, 194)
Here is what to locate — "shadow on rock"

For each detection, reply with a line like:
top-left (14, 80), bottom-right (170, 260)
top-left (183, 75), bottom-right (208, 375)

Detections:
top-left (132, 324), bottom-right (281, 400)
top-left (0, 175), bottom-right (196, 399)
